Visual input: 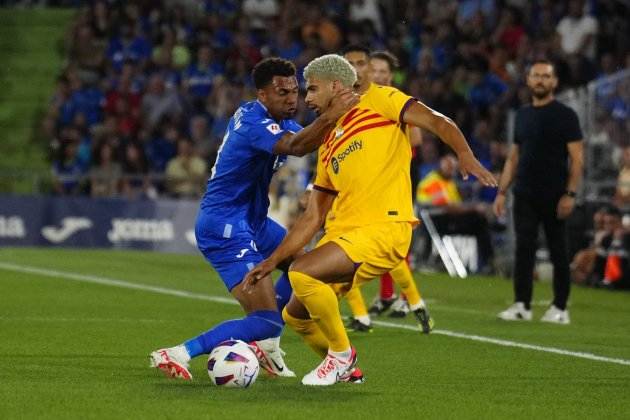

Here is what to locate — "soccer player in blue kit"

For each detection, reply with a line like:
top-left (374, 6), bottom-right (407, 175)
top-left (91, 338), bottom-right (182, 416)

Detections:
top-left (150, 57), bottom-right (358, 380)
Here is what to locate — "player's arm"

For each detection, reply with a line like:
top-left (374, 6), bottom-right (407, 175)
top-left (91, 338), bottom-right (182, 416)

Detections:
top-left (565, 140), bottom-right (584, 196)
top-left (243, 188), bottom-right (336, 291)
top-left (401, 100), bottom-right (497, 187)
top-left (557, 140), bottom-right (584, 219)
top-left (272, 89), bottom-right (359, 157)
top-left (492, 144), bottom-right (519, 217)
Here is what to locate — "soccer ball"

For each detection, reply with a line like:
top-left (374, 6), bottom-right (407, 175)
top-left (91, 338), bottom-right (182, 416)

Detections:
top-left (207, 340), bottom-right (260, 388)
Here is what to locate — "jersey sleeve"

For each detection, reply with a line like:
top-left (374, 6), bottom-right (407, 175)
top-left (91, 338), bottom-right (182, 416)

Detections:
top-left (248, 120), bottom-right (290, 154)
top-left (313, 150), bottom-right (337, 195)
top-left (560, 108), bottom-right (583, 143)
top-left (285, 120), bottom-right (303, 133)
top-left (369, 86), bottom-right (415, 123)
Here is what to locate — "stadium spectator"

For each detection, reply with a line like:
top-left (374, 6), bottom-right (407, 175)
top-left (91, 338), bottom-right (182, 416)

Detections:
top-left (45, 0), bottom-right (628, 202)
top-left (121, 142), bottom-right (155, 200)
top-left (242, 0), bottom-right (279, 31)
top-left (165, 137), bottom-right (207, 199)
top-left (556, 0), bottom-right (598, 61)
top-left (300, 8), bottom-right (342, 52)
top-left (188, 114), bottom-right (217, 164)
top-left (52, 139), bottom-right (84, 196)
top-left (614, 146), bottom-right (630, 208)
top-left (89, 142), bottom-right (122, 198)
top-left (141, 74), bottom-right (183, 131)
top-left (417, 154), bottom-right (495, 273)
top-left (182, 45), bottom-right (221, 110)
top-left (571, 206), bottom-right (619, 285)
top-left (571, 205), bottom-right (630, 290)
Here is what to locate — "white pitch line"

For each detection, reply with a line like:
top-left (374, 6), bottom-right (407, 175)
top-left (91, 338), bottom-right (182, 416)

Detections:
top-left (1, 261), bottom-right (629, 367)
top-left (370, 319), bottom-right (630, 366)
top-left (0, 261), bottom-right (237, 306)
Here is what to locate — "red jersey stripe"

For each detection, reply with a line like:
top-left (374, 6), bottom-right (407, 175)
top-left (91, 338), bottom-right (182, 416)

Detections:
top-left (322, 114), bottom-right (385, 162)
top-left (323, 120), bottom-right (395, 166)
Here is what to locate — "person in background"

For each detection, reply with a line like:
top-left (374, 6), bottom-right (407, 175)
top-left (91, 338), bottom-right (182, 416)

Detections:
top-left (165, 137), bottom-right (207, 199)
top-left (494, 60), bottom-right (584, 324)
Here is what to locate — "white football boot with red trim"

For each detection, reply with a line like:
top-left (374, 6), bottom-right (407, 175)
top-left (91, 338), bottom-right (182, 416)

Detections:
top-left (149, 347), bottom-right (192, 380)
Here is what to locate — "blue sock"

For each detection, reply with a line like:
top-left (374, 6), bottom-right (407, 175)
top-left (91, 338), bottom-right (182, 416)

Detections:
top-left (184, 310), bottom-right (283, 358)
top-left (274, 272), bottom-right (292, 312)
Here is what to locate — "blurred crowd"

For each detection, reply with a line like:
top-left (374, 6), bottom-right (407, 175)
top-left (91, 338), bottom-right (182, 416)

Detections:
top-left (43, 0), bottom-right (629, 201)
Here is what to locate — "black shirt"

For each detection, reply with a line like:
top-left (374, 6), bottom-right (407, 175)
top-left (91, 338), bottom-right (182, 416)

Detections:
top-left (513, 100), bottom-right (583, 197)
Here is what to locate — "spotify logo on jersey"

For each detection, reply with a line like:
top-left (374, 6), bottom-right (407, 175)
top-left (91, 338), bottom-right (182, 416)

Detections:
top-left (331, 157), bottom-right (339, 174)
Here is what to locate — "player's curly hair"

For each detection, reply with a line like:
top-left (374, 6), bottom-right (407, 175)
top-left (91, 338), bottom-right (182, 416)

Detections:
top-left (303, 54), bottom-right (357, 88)
top-left (252, 57), bottom-right (296, 89)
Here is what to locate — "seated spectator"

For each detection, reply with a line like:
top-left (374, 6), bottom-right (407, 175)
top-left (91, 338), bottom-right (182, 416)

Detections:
top-left (145, 122), bottom-right (178, 173)
top-left (556, 0), bottom-right (598, 61)
top-left (572, 205), bottom-right (630, 290)
top-left (90, 142), bottom-right (122, 197)
top-left (52, 140), bottom-right (84, 196)
top-left (106, 22), bottom-right (152, 72)
top-left (165, 138), bottom-right (207, 199)
top-left (614, 146), bottom-right (630, 208)
top-left (141, 74), bottom-right (183, 130)
top-left (182, 45), bottom-right (223, 110)
top-left (416, 154), bottom-right (495, 273)
top-left (121, 142), bottom-right (155, 200)
top-left (188, 115), bottom-right (217, 165)
top-left (152, 27), bottom-right (190, 71)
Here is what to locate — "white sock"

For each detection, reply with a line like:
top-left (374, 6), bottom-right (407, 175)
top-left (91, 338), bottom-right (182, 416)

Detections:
top-left (173, 345), bottom-right (191, 362)
top-left (409, 299), bottom-right (426, 312)
top-left (256, 336), bottom-right (280, 351)
top-left (355, 315), bottom-right (371, 325)
top-left (330, 348), bottom-right (352, 361)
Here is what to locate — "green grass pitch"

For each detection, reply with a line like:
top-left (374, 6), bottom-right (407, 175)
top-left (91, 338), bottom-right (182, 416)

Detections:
top-left (1, 247), bottom-right (629, 419)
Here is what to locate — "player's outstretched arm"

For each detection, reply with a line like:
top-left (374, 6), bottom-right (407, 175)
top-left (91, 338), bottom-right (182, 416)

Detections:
top-left (243, 189), bottom-right (335, 292)
top-left (272, 89), bottom-right (359, 157)
top-left (402, 100), bottom-right (498, 187)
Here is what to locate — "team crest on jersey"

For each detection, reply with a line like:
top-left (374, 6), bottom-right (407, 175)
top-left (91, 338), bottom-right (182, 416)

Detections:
top-left (335, 127), bottom-right (344, 138)
top-left (266, 123), bottom-right (281, 135)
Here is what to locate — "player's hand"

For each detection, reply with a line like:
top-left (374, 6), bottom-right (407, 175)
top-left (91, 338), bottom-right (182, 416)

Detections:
top-left (556, 195), bottom-right (576, 219)
top-left (324, 88), bottom-right (360, 122)
top-left (493, 193), bottom-right (506, 217)
top-left (458, 151), bottom-right (498, 187)
top-left (242, 258), bottom-right (278, 293)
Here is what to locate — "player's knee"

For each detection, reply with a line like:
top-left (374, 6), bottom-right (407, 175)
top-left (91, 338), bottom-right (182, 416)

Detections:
top-left (288, 270), bottom-right (320, 298)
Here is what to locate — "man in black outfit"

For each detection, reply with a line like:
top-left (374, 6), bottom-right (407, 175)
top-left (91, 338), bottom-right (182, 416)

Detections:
top-left (494, 60), bottom-right (584, 324)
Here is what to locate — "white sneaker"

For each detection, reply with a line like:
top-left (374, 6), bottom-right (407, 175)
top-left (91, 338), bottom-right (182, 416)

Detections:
top-left (388, 296), bottom-right (410, 318)
top-left (249, 338), bottom-right (296, 377)
top-left (302, 347), bottom-right (357, 386)
top-left (497, 302), bottom-right (532, 321)
top-left (149, 346), bottom-right (192, 380)
top-left (540, 305), bottom-right (570, 324)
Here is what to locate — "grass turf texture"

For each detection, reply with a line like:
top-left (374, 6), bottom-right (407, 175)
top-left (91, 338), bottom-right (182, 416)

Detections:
top-left (0, 248), bottom-right (629, 419)
top-left (0, 9), bottom-right (74, 193)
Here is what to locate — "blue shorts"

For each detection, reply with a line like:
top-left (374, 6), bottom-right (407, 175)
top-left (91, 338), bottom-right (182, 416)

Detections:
top-left (195, 213), bottom-right (286, 291)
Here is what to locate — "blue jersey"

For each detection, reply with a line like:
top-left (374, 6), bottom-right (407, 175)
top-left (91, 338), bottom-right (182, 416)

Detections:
top-left (200, 100), bottom-right (302, 231)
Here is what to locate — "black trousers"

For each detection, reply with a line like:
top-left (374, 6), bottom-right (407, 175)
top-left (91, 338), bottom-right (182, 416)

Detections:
top-left (513, 192), bottom-right (570, 310)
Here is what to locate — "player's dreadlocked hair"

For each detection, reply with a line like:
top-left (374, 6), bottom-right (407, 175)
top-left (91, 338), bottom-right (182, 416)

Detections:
top-left (252, 57), bottom-right (296, 89)
top-left (303, 54), bottom-right (357, 88)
